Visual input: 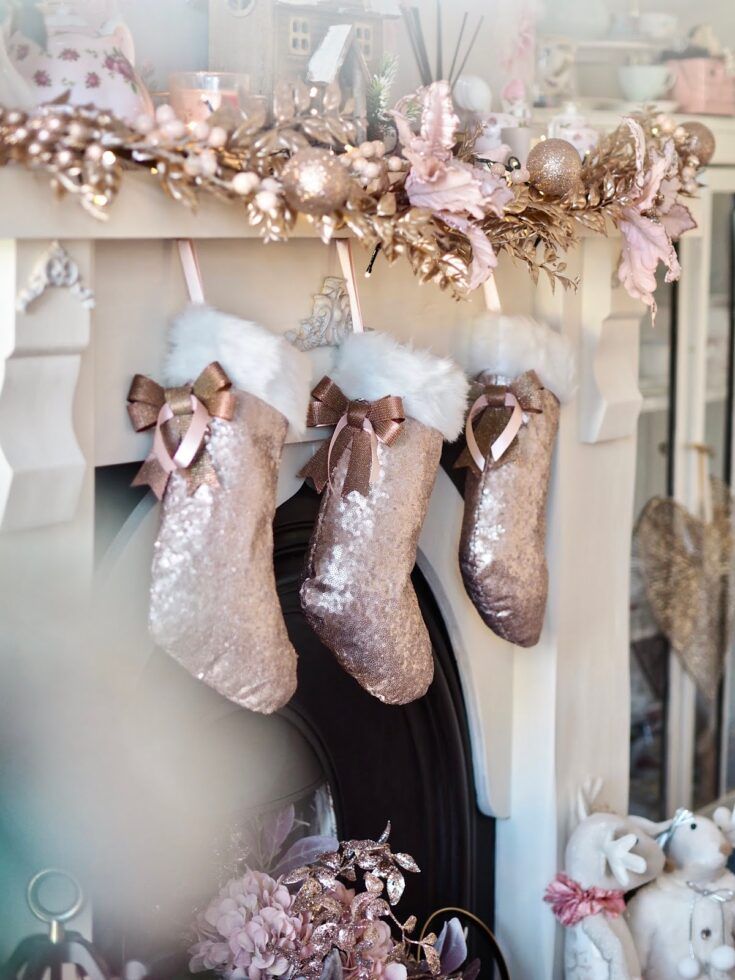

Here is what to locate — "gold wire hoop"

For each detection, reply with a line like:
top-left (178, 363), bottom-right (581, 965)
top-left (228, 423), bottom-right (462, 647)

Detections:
top-left (420, 906), bottom-right (510, 980)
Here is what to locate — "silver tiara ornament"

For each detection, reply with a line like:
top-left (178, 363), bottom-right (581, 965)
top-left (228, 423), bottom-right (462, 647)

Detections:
top-left (656, 807), bottom-right (695, 853)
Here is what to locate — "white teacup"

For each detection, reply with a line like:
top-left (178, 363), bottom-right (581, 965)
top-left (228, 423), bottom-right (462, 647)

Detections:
top-left (618, 64), bottom-right (675, 103)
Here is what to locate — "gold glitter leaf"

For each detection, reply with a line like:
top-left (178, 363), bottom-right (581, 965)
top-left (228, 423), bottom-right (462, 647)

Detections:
top-left (423, 944), bottom-right (441, 975)
top-left (393, 853), bottom-right (420, 873)
top-left (386, 870), bottom-right (405, 905)
top-left (365, 874), bottom-right (384, 894)
top-left (283, 865), bottom-right (313, 883)
top-left (377, 192), bottom-right (397, 216)
top-left (294, 79), bottom-right (313, 113)
top-left (302, 119), bottom-right (338, 145)
top-left (273, 81), bottom-right (296, 123)
top-left (323, 82), bottom-right (342, 113)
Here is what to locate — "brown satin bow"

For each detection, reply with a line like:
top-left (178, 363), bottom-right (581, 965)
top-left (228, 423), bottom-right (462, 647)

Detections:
top-left (455, 372), bottom-right (543, 475)
top-left (127, 361), bottom-right (235, 499)
top-left (298, 376), bottom-right (405, 496)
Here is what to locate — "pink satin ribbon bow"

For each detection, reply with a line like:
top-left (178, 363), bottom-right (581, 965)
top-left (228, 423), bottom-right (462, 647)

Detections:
top-left (544, 873), bottom-right (626, 927)
top-left (298, 376), bottom-right (405, 497)
top-left (127, 362), bottom-right (235, 499)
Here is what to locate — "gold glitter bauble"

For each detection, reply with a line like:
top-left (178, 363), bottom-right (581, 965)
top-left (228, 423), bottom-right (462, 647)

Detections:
top-left (526, 138), bottom-right (582, 197)
top-left (682, 121), bottom-right (716, 166)
top-left (281, 147), bottom-right (351, 215)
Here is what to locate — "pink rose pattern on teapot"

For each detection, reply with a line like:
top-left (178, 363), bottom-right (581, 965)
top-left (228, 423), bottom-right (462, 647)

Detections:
top-left (6, 15), bottom-right (153, 123)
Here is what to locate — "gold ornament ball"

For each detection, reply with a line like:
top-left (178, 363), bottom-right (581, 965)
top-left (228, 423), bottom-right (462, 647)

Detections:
top-left (526, 138), bottom-right (583, 197)
top-left (281, 148), bottom-right (351, 215)
top-left (682, 121), bottom-right (716, 166)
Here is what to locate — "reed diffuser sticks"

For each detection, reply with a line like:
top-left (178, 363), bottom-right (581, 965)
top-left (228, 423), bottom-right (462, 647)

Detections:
top-left (399, 4), bottom-right (484, 87)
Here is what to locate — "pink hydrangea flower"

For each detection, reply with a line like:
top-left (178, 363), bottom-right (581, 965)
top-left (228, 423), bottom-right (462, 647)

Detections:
top-left (189, 872), bottom-right (311, 980)
top-left (33, 70), bottom-right (51, 87)
top-left (60, 48), bottom-right (80, 61)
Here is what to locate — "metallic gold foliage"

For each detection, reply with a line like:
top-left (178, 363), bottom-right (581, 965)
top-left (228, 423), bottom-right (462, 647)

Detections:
top-left (282, 824), bottom-right (441, 979)
top-left (0, 89), bottom-right (704, 300)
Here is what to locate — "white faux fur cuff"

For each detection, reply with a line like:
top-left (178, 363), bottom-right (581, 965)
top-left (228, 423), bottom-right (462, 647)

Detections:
top-left (330, 331), bottom-right (468, 441)
top-left (164, 305), bottom-right (311, 434)
top-left (454, 313), bottom-right (577, 404)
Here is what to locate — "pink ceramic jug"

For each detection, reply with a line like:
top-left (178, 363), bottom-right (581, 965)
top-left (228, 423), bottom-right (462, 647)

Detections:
top-left (3, 1), bottom-right (152, 122)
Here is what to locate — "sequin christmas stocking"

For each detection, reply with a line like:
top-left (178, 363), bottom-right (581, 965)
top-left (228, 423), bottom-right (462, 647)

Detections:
top-left (130, 304), bottom-right (311, 713)
top-left (452, 314), bottom-right (576, 647)
top-left (299, 330), bottom-right (467, 704)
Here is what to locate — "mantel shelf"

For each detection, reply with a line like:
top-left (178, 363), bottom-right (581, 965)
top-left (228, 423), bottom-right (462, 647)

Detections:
top-left (0, 168), bottom-right (326, 241)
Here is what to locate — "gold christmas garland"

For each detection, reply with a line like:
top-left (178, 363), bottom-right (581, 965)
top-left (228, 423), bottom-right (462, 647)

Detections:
top-left (0, 82), bottom-right (712, 302)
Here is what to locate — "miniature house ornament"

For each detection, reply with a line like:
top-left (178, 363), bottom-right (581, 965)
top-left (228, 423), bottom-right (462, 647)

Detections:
top-left (208, 0), bottom-right (396, 101)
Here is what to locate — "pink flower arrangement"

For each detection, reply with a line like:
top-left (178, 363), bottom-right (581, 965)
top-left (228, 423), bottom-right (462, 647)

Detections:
top-left (188, 823), bottom-right (473, 980)
top-left (189, 871), bottom-right (408, 980)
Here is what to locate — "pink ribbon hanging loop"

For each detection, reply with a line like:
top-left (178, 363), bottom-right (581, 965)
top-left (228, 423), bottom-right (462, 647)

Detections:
top-left (152, 395), bottom-right (211, 475)
top-left (464, 390), bottom-right (525, 473)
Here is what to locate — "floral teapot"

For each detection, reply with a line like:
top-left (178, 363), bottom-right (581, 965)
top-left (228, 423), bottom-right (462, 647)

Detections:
top-left (1, 1), bottom-right (152, 122)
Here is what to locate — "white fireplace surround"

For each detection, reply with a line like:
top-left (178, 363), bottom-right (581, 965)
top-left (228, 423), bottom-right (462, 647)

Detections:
top-left (1, 109), bottom-right (732, 976)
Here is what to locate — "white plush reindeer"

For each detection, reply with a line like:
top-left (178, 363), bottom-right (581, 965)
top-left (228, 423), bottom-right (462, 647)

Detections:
top-left (627, 804), bottom-right (735, 979)
top-left (545, 779), bottom-right (666, 980)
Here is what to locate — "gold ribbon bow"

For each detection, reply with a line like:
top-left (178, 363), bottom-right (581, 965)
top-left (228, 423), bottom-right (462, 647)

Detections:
top-left (127, 361), bottom-right (235, 499)
top-left (298, 376), bottom-right (405, 496)
top-left (455, 372), bottom-right (543, 475)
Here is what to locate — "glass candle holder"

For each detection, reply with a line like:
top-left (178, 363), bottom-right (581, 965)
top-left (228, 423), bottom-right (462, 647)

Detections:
top-left (169, 71), bottom-right (251, 123)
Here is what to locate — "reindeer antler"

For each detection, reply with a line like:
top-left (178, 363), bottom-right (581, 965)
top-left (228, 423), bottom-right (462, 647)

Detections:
top-left (576, 776), bottom-right (604, 823)
top-left (604, 833), bottom-right (647, 888)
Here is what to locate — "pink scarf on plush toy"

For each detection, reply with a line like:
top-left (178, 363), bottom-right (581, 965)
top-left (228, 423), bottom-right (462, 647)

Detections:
top-left (544, 873), bottom-right (626, 926)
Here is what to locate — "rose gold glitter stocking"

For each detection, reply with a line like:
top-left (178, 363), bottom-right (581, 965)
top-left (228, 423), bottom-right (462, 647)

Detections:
top-left (299, 331), bottom-right (468, 704)
top-left (457, 371), bottom-right (559, 647)
top-left (145, 304), bottom-right (311, 713)
top-left (454, 314), bottom-right (576, 648)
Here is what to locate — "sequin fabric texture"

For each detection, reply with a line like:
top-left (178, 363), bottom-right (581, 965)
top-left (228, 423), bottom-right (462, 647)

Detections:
top-left (459, 371), bottom-right (560, 648)
top-left (301, 419), bottom-right (442, 704)
top-left (636, 477), bottom-right (735, 699)
top-left (149, 393), bottom-right (297, 713)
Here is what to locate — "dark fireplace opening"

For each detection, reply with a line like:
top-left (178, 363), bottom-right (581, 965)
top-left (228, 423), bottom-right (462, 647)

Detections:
top-left (275, 485), bottom-right (496, 949)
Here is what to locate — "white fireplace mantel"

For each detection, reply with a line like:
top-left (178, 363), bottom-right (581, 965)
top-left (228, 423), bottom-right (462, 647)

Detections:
top-left (0, 162), bottom-right (686, 979)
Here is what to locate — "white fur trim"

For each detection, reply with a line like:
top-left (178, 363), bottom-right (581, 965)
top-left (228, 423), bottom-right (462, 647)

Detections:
top-left (454, 313), bottom-right (577, 403)
top-left (163, 304), bottom-right (311, 434)
top-left (330, 331), bottom-right (469, 441)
